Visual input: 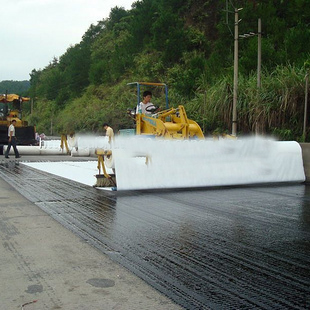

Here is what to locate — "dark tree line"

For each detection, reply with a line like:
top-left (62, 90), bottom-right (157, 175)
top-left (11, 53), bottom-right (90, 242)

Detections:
top-left (0, 80), bottom-right (30, 95)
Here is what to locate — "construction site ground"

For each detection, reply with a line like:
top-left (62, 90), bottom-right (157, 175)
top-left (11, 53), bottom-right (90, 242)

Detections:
top-left (0, 155), bottom-right (309, 310)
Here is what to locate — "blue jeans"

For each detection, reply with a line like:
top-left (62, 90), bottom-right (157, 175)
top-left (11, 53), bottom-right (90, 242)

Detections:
top-left (5, 137), bottom-right (20, 158)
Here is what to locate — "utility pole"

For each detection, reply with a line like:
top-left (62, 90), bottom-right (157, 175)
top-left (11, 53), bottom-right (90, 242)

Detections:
top-left (304, 70), bottom-right (309, 141)
top-left (227, 2), bottom-right (261, 136)
top-left (232, 8), bottom-right (242, 136)
top-left (257, 18), bottom-right (262, 88)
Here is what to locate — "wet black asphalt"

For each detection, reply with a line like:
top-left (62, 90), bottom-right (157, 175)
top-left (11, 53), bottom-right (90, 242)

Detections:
top-left (0, 158), bottom-right (310, 309)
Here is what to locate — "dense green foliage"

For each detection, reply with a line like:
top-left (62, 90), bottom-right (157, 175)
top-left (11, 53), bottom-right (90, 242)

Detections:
top-left (0, 80), bottom-right (30, 95)
top-left (25, 0), bottom-right (310, 140)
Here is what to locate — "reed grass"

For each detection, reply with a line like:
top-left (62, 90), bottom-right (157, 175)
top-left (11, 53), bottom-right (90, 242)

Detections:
top-left (189, 64), bottom-right (308, 140)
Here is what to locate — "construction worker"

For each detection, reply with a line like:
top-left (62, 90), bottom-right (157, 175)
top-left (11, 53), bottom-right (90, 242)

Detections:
top-left (136, 90), bottom-right (158, 115)
top-left (4, 119), bottom-right (21, 158)
top-left (103, 123), bottom-right (114, 145)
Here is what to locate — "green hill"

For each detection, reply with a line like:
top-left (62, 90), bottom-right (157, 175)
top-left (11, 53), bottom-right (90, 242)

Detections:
top-left (25, 0), bottom-right (310, 141)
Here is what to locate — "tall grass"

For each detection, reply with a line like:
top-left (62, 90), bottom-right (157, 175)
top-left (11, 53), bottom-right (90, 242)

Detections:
top-left (189, 64), bottom-right (308, 140)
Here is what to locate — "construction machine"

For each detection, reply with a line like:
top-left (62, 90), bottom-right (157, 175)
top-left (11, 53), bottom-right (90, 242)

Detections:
top-left (95, 82), bottom-right (205, 188)
top-left (94, 82), bottom-right (305, 191)
top-left (126, 82), bottom-right (204, 139)
top-left (0, 94), bottom-right (36, 145)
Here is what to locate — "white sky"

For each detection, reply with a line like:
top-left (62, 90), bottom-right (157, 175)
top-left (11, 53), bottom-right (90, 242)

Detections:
top-left (0, 0), bottom-right (134, 81)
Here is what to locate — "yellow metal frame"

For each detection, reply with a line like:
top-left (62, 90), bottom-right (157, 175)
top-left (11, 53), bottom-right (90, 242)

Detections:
top-left (136, 105), bottom-right (204, 139)
top-left (95, 149), bottom-right (113, 179)
top-left (60, 134), bottom-right (70, 154)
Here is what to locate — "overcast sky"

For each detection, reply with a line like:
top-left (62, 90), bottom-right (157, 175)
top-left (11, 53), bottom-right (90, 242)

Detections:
top-left (1, 0), bottom-right (134, 81)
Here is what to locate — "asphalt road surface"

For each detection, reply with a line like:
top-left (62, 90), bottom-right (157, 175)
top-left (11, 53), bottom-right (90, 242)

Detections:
top-left (0, 159), bottom-right (309, 309)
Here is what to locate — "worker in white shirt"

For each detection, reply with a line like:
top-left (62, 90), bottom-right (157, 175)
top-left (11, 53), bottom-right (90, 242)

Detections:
top-left (103, 123), bottom-right (114, 145)
top-left (136, 91), bottom-right (158, 115)
top-left (4, 119), bottom-right (21, 159)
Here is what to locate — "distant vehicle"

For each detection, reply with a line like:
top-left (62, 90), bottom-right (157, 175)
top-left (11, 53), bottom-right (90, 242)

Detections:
top-left (0, 94), bottom-right (36, 145)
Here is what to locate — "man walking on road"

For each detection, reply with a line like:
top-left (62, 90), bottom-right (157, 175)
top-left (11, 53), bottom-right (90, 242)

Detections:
top-left (4, 120), bottom-right (20, 159)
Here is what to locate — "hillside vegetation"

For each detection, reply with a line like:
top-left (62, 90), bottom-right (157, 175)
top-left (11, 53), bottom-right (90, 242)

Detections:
top-left (25, 0), bottom-right (310, 141)
top-left (0, 80), bottom-right (30, 95)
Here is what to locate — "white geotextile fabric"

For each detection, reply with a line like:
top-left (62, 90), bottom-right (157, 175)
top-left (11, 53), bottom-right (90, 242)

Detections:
top-left (112, 137), bottom-right (305, 190)
top-left (40, 135), bottom-right (110, 153)
top-left (22, 136), bottom-right (305, 191)
top-left (23, 161), bottom-right (113, 187)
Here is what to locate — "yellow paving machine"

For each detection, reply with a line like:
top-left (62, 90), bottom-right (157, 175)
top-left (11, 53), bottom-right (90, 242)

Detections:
top-left (95, 82), bottom-right (205, 188)
top-left (0, 94), bottom-right (36, 145)
top-left (95, 82), bottom-right (305, 191)
top-left (126, 82), bottom-right (204, 139)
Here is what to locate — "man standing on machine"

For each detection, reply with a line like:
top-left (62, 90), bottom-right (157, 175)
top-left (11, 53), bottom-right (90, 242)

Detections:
top-left (136, 91), bottom-right (158, 115)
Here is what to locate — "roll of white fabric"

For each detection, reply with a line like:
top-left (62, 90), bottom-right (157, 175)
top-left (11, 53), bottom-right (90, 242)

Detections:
top-left (3, 145), bottom-right (41, 155)
top-left (71, 148), bottom-right (90, 157)
top-left (113, 136), bottom-right (306, 190)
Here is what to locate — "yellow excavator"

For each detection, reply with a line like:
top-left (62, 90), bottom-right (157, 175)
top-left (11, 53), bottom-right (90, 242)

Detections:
top-left (0, 94), bottom-right (36, 145)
